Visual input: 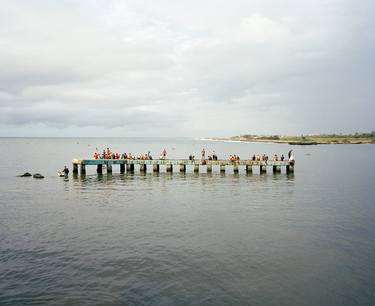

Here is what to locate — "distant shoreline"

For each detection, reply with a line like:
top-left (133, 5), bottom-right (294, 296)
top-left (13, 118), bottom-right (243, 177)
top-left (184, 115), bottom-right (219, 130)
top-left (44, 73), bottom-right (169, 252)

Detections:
top-left (203, 133), bottom-right (375, 145)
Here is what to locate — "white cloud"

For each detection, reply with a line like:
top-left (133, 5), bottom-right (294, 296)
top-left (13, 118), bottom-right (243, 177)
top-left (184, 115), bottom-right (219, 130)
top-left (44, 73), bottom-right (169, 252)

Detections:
top-left (236, 13), bottom-right (292, 44)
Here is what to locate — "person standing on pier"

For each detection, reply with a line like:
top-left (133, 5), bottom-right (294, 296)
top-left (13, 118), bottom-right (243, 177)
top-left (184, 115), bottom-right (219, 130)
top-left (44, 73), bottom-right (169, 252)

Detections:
top-left (63, 166), bottom-right (69, 175)
top-left (288, 150), bottom-right (293, 159)
top-left (162, 148), bottom-right (167, 160)
top-left (201, 148), bottom-right (205, 160)
top-left (289, 152), bottom-right (295, 166)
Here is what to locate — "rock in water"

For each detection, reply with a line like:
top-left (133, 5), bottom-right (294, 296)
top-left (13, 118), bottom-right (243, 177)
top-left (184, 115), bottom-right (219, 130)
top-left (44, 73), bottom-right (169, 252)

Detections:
top-left (18, 172), bottom-right (32, 177)
top-left (33, 173), bottom-right (44, 179)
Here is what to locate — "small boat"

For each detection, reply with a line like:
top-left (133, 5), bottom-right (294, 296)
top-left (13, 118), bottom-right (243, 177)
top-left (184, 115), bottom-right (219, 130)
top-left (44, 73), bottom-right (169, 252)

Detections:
top-left (288, 141), bottom-right (318, 145)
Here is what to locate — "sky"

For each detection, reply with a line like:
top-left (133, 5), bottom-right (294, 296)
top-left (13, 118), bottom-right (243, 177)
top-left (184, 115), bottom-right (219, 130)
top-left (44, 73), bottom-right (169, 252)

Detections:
top-left (0, 0), bottom-right (374, 137)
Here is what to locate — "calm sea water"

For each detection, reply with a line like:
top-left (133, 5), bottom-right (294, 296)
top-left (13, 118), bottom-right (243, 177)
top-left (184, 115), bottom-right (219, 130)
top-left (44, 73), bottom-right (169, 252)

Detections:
top-left (0, 138), bottom-right (374, 305)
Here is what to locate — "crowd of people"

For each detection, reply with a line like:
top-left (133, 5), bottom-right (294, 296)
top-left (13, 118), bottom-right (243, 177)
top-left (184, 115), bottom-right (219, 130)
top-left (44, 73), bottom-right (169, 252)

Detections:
top-left (250, 153), bottom-right (285, 161)
top-left (249, 150), bottom-right (295, 163)
top-left (229, 155), bottom-right (240, 161)
top-left (92, 147), bottom-right (295, 164)
top-left (189, 149), bottom-right (218, 161)
top-left (93, 147), bottom-right (159, 160)
top-left (227, 149), bottom-right (295, 164)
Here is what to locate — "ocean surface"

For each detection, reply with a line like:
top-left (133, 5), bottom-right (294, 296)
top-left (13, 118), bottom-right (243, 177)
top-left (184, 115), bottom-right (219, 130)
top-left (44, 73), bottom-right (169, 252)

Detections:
top-left (0, 137), bottom-right (374, 305)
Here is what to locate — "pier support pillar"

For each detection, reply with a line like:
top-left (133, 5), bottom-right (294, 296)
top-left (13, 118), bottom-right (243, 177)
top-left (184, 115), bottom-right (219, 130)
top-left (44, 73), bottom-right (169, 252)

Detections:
top-left (127, 164), bottom-right (134, 172)
top-left (220, 165), bottom-right (226, 173)
top-left (97, 164), bottom-right (103, 174)
top-left (153, 164), bottom-right (159, 172)
top-left (120, 164), bottom-right (125, 174)
top-left (107, 164), bottom-right (112, 173)
top-left (166, 164), bottom-right (172, 172)
top-left (207, 165), bottom-right (212, 172)
top-left (80, 164), bottom-right (86, 175)
top-left (73, 163), bottom-right (78, 174)
top-left (194, 164), bottom-right (199, 172)
top-left (261, 165), bottom-right (267, 173)
top-left (246, 165), bottom-right (252, 173)
top-left (140, 164), bottom-right (146, 172)
top-left (234, 165), bottom-right (239, 173)
top-left (180, 164), bottom-right (186, 172)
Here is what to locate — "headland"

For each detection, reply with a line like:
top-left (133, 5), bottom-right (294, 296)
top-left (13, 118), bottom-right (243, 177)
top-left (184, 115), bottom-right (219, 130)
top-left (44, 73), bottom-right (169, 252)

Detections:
top-left (207, 132), bottom-right (375, 145)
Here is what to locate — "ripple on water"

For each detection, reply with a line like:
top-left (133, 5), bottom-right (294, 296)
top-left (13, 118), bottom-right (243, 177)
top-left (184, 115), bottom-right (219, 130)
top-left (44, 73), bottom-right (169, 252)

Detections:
top-left (1, 141), bottom-right (375, 305)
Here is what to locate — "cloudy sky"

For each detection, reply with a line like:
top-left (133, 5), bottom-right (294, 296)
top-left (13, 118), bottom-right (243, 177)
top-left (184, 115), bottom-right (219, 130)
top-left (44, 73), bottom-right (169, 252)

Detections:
top-left (0, 0), bottom-right (374, 137)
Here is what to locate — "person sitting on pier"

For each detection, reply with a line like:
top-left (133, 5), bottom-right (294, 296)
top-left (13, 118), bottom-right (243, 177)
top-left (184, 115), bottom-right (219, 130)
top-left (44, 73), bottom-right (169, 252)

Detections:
top-left (201, 148), bottom-right (205, 160)
top-left (281, 154), bottom-right (285, 161)
top-left (212, 151), bottom-right (218, 160)
top-left (229, 155), bottom-right (237, 162)
top-left (274, 154), bottom-right (278, 161)
top-left (252, 154), bottom-right (256, 161)
top-left (93, 152), bottom-right (99, 159)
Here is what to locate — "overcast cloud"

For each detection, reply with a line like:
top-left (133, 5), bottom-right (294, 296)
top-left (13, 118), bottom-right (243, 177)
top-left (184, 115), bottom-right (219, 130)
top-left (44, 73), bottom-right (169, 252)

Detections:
top-left (0, 0), bottom-right (374, 137)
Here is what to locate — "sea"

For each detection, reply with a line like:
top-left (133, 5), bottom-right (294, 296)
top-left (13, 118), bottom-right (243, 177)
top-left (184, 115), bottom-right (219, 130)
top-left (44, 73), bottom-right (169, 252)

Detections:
top-left (0, 137), bottom-right (374, 305)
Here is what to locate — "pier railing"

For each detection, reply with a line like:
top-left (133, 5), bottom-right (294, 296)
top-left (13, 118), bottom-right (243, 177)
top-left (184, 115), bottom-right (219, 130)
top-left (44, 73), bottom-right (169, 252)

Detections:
top-left (72, 159), bottom-right (294, 175)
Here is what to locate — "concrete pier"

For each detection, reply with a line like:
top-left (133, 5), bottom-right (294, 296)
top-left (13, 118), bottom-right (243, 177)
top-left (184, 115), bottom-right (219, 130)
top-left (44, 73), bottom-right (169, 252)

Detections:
top-left (72, 159), bottom-right (294, 176)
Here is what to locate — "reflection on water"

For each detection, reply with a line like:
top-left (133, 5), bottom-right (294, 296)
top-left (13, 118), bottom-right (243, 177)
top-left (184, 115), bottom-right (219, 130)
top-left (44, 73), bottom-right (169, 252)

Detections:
top-left (71, 172), bottom-right (295, 191)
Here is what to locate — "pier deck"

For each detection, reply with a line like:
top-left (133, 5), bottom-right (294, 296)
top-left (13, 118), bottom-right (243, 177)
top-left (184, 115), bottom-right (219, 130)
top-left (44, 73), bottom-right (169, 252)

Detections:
top-left (72, 159), bottom-right (294, 175)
